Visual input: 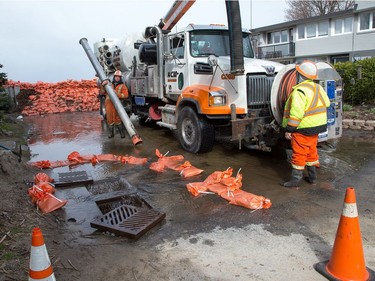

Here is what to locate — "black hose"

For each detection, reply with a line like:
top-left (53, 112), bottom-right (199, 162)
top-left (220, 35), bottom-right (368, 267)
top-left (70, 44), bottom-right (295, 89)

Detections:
top-left (225, 0), bottom-right (244, 75)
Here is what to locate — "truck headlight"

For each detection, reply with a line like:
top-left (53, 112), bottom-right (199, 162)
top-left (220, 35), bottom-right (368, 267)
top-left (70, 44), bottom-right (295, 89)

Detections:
top-left (209, 91), bottom-right (226, 106)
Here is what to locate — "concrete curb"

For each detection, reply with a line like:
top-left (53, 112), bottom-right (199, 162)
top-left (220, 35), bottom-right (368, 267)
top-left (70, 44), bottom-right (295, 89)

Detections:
top-left (343, 119), bottom-right (375, 131)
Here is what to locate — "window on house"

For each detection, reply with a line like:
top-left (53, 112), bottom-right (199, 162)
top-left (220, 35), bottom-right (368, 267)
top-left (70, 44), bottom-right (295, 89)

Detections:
top-left (281, 30), bottom-right (288, 42)
top-left (267, 33), bottom-right (272, 44)
top-left (298, 21), bottom-right (328, 39)
top-left (359, 12), bottom-right (375, 31)
top-left (318, 21), bottom-right (328, 36)
top-left (344, 18), bottom-right (353, 32)
top-left (335, 19), bottom-right (343, 34)
top-left (274, 31), bottom-right (281, 43)
top-left (306, 24), bottom-right (316, 38)
top-left (298, 25), bottom-right (305, 39)
top-left (266, 30), bottom-right (288, 44)
top-left (334, 17), bottom-right (353, 34)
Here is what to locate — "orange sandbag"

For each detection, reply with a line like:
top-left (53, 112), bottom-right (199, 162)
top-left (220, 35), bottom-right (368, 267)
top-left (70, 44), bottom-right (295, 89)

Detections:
top-left (29, 159), bottom-right (71, 169)
top-left (206, 183), bottom-right (228, 195)
top-left (149, 161), bottom-right (166, 172)
top-left (203, 168), bottom-right (233, 185)
top-left (175, 161), bottom-right (204, 178)
top-left (150, 149), bottom-right (184, 172)
top-left (220, 172), bottom-right (242, 194)
top-left (34, 172), bottom-right (54, 184)
top-left (118, 155), bottom-right (148, 165)
top-left (28, 185), bottom-right (67, 213)
top-left (36, 182), bottom-right (55, 194)
top-left (67, 151), bottom-right (94, 164)
top-left (186, 182), bottom-right (209, 197)
top-left (30, 160), bottom-right (52, 169)
top-left (37, 193), bottom-right (68, 214)
top-left (221, 189), bottom-right (272, 210)
top-left (96, 154), bottom-right (119, 162)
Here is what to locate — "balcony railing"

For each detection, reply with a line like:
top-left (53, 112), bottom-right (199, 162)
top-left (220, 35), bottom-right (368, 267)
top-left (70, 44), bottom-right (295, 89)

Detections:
top-left (257, 42), bottom-right (295, 60)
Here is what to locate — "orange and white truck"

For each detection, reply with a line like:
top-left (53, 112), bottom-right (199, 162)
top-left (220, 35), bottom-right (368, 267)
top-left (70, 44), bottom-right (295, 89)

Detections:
top-left (82, 0), bottom-right (342, 153)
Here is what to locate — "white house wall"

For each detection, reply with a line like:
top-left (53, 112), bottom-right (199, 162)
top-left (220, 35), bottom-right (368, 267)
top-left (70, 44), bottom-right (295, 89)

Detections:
top-left (295, 33), bottom-right (353, 57)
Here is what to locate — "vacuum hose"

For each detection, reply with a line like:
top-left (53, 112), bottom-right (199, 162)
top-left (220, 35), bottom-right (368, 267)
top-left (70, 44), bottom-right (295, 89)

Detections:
top-left (225, 0), bottom-right (244, 75)
top-left (79, 38), bottom-right (142, 145)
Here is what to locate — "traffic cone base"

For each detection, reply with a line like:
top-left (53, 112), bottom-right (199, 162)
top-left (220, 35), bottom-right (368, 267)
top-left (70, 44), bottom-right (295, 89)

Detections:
top-left (315, 261), bottom-right (375, 281)
top-left (315, 187), bottom-right (375, 281)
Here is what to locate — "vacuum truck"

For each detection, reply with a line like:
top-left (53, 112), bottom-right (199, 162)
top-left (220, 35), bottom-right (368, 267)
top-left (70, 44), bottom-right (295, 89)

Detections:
top-left (81, 0), bottom-right (342, 153)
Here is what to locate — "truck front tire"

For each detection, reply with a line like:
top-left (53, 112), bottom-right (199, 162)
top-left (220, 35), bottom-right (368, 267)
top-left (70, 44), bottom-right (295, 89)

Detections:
top-left (177, 106), bottom-right (214, 153)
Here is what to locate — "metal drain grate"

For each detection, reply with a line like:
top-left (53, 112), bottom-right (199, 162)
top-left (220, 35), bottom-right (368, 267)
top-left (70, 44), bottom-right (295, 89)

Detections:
top-left (90, 204), bottom-right (165, 239)
top-left (55, 171), bottom-right (93, 187)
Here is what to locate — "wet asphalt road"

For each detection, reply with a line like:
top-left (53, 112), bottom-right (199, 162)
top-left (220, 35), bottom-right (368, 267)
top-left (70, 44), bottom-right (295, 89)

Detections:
top-left (25, 112), bottom-right (375, 280)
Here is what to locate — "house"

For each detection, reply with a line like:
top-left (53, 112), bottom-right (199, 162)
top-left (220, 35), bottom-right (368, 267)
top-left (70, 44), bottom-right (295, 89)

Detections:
top-left (250, 1), bottom-right (375, 64)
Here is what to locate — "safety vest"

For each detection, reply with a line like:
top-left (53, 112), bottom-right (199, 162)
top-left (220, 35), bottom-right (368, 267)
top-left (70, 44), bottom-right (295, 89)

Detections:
top-left (106, 84), bottom-right (128, 100)
top-left (282, 80), bottom-right (330, 134)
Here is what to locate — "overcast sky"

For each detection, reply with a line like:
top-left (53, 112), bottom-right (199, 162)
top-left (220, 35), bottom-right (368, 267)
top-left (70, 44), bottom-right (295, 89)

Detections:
top-left (0, 0), bottom-right (287, 83)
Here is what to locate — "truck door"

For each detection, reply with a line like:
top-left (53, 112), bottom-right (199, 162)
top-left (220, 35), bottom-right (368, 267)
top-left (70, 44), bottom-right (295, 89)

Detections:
top-left (165, 34), bottom-right (186, 96)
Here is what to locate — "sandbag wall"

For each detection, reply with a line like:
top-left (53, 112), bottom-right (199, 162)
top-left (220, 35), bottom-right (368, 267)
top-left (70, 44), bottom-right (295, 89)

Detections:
top-left (6, 79), bottom-right (100, 116)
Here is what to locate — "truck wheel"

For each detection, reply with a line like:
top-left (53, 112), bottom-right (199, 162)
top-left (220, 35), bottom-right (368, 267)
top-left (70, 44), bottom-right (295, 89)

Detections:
top-left (177, 106), bottom-right (214, 153)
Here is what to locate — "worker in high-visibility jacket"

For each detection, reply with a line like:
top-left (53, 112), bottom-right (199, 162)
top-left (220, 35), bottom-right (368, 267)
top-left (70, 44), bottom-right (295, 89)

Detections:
top-left (101, 70), bottom-right (129, 138)
top-left (281, 60), bottom-right (330, 187)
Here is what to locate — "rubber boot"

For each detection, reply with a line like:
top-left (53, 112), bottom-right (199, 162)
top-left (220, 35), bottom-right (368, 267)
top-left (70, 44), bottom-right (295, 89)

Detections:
top-left (107, 125), bottom-right (114, 138)
top-left (281, 169), bottom-right (303, 188)
top-left (116, 124), bottom-right (126, 138)
top-left (304, 166), bottom-right (317, 185)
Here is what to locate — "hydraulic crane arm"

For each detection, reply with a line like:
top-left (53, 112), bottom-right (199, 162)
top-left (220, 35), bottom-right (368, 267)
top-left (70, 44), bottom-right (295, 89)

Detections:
top-left (159, 0), bottom-right (196, 31)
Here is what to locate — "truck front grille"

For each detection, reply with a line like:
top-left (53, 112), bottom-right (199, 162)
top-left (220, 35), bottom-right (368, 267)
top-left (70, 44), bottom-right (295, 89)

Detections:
top-left (246, 74), bottom-right (275, 109)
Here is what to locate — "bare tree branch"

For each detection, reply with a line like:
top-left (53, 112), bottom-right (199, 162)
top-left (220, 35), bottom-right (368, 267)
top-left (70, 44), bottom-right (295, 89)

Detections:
top-left (285, 0), bottom-right (355, 21)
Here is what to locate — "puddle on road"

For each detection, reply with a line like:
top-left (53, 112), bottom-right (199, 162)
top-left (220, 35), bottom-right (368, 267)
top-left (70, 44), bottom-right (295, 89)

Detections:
top-left (24, 112), bottom-right (375, 238)
top-left (24, 111), bottom-right (375, 197)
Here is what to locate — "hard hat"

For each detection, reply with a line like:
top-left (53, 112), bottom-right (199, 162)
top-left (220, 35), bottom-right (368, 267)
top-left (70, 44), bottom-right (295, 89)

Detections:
top-left (296, 60), bottom-right (318, 80)
top-left (114, 70), bottom-right (122, 76)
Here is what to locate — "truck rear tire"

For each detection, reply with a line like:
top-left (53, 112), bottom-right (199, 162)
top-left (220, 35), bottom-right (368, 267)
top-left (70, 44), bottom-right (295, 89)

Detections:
top-left (177, 106), bottom-right (214, 153)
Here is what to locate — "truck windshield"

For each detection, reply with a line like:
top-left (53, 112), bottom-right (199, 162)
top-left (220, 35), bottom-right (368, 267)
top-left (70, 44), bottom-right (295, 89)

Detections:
top-left (190, 30), bottom-right (254, 58)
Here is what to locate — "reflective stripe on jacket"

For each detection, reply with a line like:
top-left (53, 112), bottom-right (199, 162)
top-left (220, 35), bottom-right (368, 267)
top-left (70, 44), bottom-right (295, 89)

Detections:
top-left (282, 80), bottom-right (330, 135)
top-left (104, 83), bottom-right (129, 100)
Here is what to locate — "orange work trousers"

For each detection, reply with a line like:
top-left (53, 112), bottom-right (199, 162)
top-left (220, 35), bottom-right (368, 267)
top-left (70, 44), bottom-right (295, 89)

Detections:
top-left (105, 97), bottom-right (121, 125)
top-left (290, 132), bottom-right (319, 170)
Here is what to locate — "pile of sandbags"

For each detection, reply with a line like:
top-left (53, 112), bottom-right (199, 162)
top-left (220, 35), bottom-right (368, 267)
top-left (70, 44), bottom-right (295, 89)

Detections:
top-left (6, 79), bottom-right (100, 116)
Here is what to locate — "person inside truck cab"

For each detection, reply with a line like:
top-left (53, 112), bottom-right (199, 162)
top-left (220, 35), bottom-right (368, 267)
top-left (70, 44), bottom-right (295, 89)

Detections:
top-left (101, 70), bottom-right (129, 139)
top-left (200, 42), bottom-right (214, 54)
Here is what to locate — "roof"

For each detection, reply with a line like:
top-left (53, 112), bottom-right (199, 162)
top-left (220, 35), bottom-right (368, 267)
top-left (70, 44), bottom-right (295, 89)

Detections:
top-left (184, 24), bottom-right (251, 33)
top-left (250, 8), bottom-right (355, 33)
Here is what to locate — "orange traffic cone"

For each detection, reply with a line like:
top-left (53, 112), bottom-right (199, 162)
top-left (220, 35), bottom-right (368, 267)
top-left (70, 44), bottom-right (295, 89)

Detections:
top-left (315, 187), bottom-right (374, 281)
top-left (29, 227), bottom-right (56, 281)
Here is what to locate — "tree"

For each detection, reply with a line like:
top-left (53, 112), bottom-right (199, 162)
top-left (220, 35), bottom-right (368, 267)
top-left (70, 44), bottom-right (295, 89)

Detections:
top-left (0, 64), bottom-right (7, 90)
top-left (285, 0), bottom-right (355, 21)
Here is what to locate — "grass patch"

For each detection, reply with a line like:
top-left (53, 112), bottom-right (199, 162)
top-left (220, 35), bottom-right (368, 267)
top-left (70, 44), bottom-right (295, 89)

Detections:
top-left (343, 104), bottom-right (353, 111)
top-left (1, 251), bottom-right (15, 261)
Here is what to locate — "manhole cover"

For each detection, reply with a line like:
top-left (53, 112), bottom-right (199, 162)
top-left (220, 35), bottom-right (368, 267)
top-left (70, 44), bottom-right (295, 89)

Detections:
top-left (90, 204), bottom-right (165, 239)
top-left (55, 171), bottom-right (93, 187)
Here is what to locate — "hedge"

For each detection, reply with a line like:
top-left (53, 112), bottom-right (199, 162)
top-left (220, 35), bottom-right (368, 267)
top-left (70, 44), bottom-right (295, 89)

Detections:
top-left (334, 57), bottom-right (375, 105)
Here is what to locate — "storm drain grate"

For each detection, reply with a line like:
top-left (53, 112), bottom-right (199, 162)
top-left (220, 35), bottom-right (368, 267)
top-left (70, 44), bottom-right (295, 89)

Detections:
top-left (55, 171), bottom-right (93, 187)
top-left (90, 204), bottom-right (165, 239)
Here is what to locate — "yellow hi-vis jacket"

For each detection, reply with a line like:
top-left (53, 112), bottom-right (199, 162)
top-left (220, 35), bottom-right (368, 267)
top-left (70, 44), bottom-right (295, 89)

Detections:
top-left (282, 80), bottom-right (330, 136)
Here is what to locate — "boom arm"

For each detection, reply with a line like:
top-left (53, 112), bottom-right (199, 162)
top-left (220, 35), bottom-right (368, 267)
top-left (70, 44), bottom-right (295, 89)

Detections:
top-left (159, 0), bottom-right (196, 31)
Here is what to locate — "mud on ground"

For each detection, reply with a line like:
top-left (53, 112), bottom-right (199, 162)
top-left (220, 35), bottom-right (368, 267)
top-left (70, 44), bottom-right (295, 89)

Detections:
top-left (0, 114), bottom-right (52, 280)
top-left (0, 108), bottom-right (374, 280)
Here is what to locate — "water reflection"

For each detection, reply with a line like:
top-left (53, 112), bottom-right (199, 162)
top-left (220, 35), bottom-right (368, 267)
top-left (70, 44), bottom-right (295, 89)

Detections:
top-left (24, 112), bottom-right (375, 189)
